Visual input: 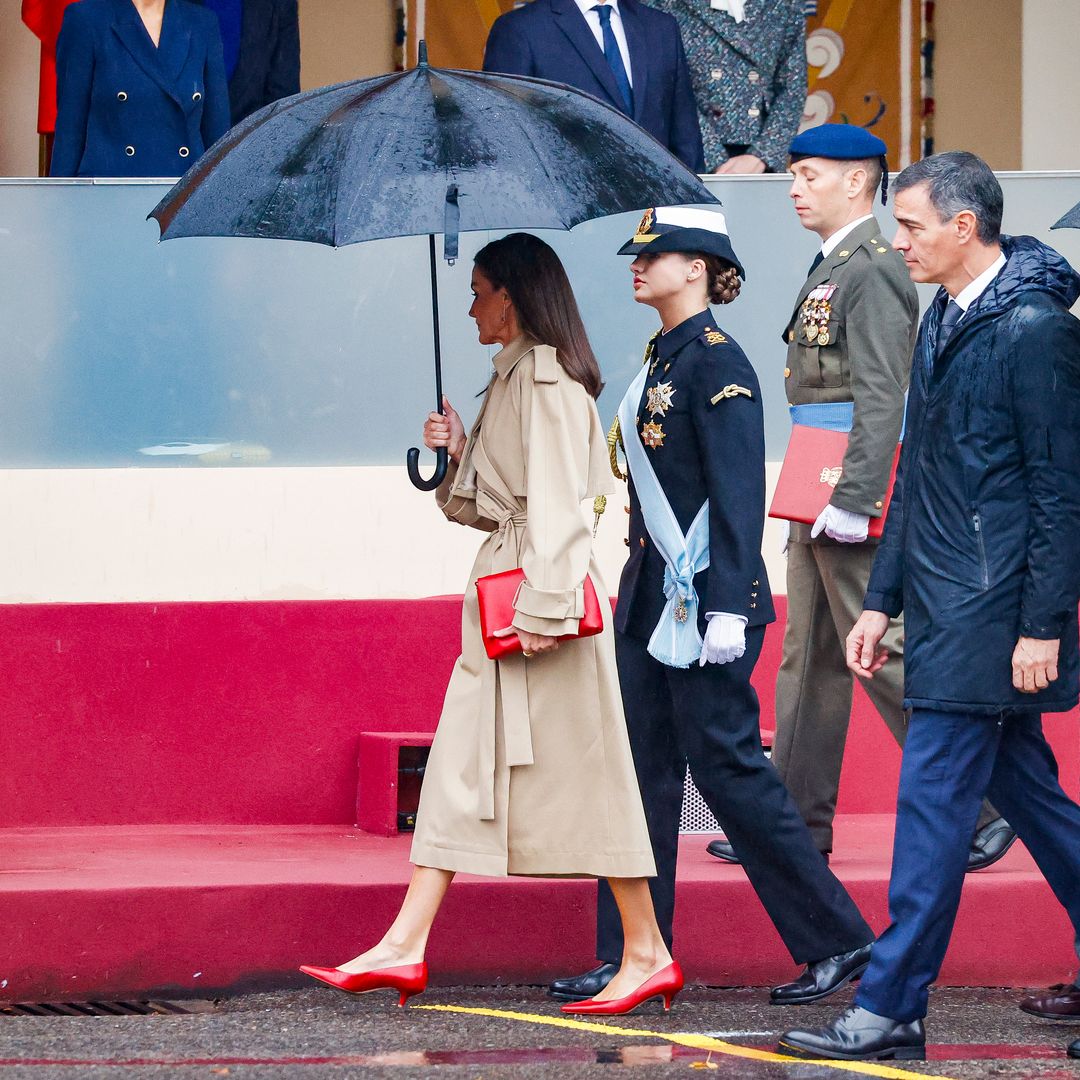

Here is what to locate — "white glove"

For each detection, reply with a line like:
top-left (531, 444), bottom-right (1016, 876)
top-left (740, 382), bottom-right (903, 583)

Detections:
top-left (699, 613), bottom-right (748, 666)
top-left (778, 519), bottom-right (790, 556)
top-left (811, 504), bottom-right (870, 544)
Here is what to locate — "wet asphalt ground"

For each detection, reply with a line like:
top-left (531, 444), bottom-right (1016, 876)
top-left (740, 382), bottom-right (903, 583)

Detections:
top-left (0, 985), bottom-right (1078, 1079)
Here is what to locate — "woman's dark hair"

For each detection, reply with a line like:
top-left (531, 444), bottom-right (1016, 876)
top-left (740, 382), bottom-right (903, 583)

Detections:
top-left (699, 254), bottom-right (742, 305)
top-left (473, 233), bottom-right (604, 399)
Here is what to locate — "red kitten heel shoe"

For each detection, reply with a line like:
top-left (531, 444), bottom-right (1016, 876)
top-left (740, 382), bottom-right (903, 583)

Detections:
top-left (560, 961), bottom-right (684, 1016)
top-left (299, 962), bottom-right (428, 1006)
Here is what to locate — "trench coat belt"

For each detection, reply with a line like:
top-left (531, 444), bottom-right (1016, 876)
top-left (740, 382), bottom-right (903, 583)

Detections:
top-left (478, 510), bottom-right (534, 821)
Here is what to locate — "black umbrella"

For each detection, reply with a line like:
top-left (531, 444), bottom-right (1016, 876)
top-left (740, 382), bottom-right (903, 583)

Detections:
top-left (150, 44), bottom-right (716, 490)
top-left (1052, 202), bottom-right (1080, 230)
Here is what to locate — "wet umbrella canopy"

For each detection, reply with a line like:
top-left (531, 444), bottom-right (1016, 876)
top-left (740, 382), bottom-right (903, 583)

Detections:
top-left (151, 44), bottom-right (716, 488)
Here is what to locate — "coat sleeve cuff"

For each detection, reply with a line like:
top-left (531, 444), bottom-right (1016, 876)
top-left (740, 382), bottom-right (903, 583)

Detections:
top-left (1019, 612), bottom-right (1067, 639)
top-left (864, 590), bottom-right (902, 618)
top-left (515, 581), bottom-right (585, 619)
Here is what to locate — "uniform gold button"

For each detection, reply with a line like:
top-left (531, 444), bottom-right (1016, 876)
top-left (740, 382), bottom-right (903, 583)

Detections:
top-left (125, 145), bottom-right (135, 156)
top-left (784, 367), bottom-right (791, 378)
top-left (877, 246), bottom-right (888, 253)
top-left (838, 250), bottom-right (850, 257)
top-left (639, 538), bottom-right (646, 548)
top-left (747, 107), bottom-right (761, 118)
top-left (178, 146), bottom-right (190, 158)
top-left (117, 91), bottom-right (128, 101)
top-left (787, 331), bottom-right (795, 343)
top-left (752, 580), bottom-right (759, 586)
top-left (750, 602), bottom-right (757, 609)
top-left (711, 68), bottom-right (723, 80)
top-left (875, 500), bottom-right (884, 509)
top-left (748, 70), bottom-right (760, 82)
top-left (192, 91), bottom-right (202, 101)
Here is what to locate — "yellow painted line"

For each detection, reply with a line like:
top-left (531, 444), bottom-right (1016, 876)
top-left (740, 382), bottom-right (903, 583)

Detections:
top-left (414, 1003), bottom-right (956, 1080)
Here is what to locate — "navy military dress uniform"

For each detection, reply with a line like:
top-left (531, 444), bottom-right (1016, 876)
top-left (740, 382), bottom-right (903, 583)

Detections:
top-left (594, 209), bottom-right (874, 978)
top-left (52, 0), bottom-right (231, 178)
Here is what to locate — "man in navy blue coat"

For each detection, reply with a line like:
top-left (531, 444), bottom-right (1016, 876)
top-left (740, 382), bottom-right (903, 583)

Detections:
top-left (483, 0), bottom-right (705, 172)
top-left (780, 152), bottom-right (1080, 1063)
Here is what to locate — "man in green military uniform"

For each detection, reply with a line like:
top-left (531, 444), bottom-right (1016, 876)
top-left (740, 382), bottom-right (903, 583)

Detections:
top-left (707, 124), bottom-right (1014, 870)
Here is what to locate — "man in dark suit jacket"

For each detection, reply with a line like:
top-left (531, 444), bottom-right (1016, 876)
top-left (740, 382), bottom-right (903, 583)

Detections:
top-left (483, 0), bottom-right (704, 172)
top-left (194, 0), bottom-right (300, 125)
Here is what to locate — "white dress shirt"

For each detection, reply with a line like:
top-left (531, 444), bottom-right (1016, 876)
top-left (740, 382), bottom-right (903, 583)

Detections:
top-left (952, 252), bottom-right (1006, 311)
top-left (820, 214), bottom-right (876, 258)
top-left (573, 0), bottom-right (634, 87)
top-left (711, 0), bottom-right (748, 21)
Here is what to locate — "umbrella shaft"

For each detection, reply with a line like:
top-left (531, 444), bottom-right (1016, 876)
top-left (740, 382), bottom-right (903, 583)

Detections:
top-left (429, 233), bottom-right (444, 414)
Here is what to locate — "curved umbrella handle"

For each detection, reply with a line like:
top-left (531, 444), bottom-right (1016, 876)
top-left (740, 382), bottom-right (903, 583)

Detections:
top-left (407, 444), bottom-right (448, 491)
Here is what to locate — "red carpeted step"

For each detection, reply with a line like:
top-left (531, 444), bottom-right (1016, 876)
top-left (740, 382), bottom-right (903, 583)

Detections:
top-left (2, 820), bottom-right (1075, 1002)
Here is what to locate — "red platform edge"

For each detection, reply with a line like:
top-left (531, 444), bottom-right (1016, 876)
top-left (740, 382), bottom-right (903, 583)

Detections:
top-left (0, 597), bottom-right (1077, 1001)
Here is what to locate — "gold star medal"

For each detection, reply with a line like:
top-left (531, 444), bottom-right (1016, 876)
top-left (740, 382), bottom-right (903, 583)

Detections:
top-left (646, 381), bottom-right (676, 417)
top-left (673, 598), bottom-right (688, 623)
top-left (641, 421), bottom-right (665, 449)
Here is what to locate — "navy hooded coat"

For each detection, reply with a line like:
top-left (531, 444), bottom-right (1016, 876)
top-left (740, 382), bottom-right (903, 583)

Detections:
top-left (865, 235), bottom-right (1080, 714)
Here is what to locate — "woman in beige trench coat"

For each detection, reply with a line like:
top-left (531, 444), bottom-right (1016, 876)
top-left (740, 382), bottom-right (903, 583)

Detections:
top-left (301, 233), bottom-right (682, 1015)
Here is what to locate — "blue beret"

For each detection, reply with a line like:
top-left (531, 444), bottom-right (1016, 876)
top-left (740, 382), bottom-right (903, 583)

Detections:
top-left (788, 123), bottom-right (888, 163)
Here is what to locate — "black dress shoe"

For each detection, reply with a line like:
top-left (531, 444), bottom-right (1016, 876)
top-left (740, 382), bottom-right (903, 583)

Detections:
top-left (705, 837), bottom-right (741, 863)
top-left (707, 836), bottom-right (829, 866)
top-left (770, 943), bottom-right (872, 1005)
top-left (1020, 982), bottom-right (1080, 1019)
top-left (1069, 1038), bottom-right (1080, 1059)
top-left (967, 816), bottom-right (1017, 872)
top-left (779, 1005), bottom-right (926, 1061)
top-left (548, 962), bottom-right (618, 1002)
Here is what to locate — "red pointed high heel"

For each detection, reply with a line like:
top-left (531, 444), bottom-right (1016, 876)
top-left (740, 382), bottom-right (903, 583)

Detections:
top-left (299, 962), bottom-right (428, 1006)
top-left (560, 961), bottom-right (683, 1016)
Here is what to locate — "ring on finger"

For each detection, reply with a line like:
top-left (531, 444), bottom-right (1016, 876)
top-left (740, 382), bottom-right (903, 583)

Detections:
top-left (522, 650), bottom-right (533, 658)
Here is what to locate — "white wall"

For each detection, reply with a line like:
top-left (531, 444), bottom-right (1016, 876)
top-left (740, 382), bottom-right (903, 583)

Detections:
top-left (1022, 0), bottom-right (1080, 170)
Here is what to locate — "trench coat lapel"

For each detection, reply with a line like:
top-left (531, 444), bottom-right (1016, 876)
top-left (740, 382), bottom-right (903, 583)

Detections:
top-left (550, 0), bottom-right (626, 111)
top-left (109, 0), bottom-right (190, 108)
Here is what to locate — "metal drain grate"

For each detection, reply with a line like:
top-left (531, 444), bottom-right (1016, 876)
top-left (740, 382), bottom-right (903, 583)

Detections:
top-left (1, 1000), bottom-right (218, 1017)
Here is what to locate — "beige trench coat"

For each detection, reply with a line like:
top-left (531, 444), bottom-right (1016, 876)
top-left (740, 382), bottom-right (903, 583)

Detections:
top-left (410, 337), bottom-right (656, 879)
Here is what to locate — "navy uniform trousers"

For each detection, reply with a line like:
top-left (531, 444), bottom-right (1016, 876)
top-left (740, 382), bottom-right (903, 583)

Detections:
top-left (597, 627), bottom-right (874, 965)
top-left (856, 707), bottom-right (1080, 1022)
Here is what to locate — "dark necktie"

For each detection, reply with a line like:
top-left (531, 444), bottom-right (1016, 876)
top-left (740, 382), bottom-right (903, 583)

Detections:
top-left (807, 251), bottom-right (824, 277)
top-left (934, 299), bottom-right (963, 365)
top-left (593, 4), bottom-right (634, 116)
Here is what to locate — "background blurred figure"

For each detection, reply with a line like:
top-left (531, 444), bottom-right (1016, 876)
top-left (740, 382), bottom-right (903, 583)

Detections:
top-left (483, 0), bottom-right (704, 172)
top-left (51, 0), bottom-right (230, 177)
top-left (194, 0), bottom-right (300, 125)
top-left (651, 0), bottom-right (806, 174)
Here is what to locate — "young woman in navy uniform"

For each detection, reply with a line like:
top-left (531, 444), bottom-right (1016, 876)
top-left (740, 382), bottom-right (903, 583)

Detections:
top-left (551, 207), bottom-right (877, 1007)
top-left (51, 0), bottom-right (231, 178)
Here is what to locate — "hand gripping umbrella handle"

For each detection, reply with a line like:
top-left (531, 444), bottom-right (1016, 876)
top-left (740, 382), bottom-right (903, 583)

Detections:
top-left (407, 444), bottom-right (447, 491)
top-left (407, 231), bottom-right (449, 491)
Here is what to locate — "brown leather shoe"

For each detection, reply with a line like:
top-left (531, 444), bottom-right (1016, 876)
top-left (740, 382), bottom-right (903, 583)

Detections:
top-left (1019, 982), bottom-right (1080, 1019)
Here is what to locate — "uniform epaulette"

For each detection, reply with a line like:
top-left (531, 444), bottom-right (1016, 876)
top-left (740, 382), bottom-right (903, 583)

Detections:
top-left (866, 236), bottom-right (892, 255)
top-left (532, 343), bottom-right (559, 383)
top-left (701, 326), bottom-right (728, 347)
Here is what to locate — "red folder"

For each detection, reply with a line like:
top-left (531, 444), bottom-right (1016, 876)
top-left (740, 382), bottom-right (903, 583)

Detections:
top-left (768, 425), bottom-right (900, 539)
top-left (475, 568), bottom-right (604, 660)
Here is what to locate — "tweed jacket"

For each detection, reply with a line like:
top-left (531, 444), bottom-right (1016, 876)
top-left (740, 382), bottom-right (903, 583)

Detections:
top-left (650, 0), bottom-right (806, 172)
top-left (781, 217), bottom-right (919, 540)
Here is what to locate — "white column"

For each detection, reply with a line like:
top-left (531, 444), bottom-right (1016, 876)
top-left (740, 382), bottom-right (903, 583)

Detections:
top-left (1022, 0), bottom-right (1080, 169)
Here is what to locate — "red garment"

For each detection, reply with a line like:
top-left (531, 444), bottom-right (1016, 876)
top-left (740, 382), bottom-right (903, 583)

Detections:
top-left (21, 0), bottom-right (79, 133)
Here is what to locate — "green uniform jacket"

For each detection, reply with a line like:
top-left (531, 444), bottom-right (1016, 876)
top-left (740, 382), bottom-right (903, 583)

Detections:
top-left (781, 216), bottom-right (918, 542)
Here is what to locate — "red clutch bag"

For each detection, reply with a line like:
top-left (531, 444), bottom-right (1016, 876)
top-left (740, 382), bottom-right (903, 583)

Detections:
top-left (475, 568), bottom-right (604, 660)
top-left (768, 425), bottom-right (901, 539)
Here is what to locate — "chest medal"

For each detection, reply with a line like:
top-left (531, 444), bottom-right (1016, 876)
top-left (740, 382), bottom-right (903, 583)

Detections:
top-left (641, 421), bottom-right (665, 449)
top-left (646, 381), bottom-right (676, 418)
top-left (801, 283), bottom-right (837, 346)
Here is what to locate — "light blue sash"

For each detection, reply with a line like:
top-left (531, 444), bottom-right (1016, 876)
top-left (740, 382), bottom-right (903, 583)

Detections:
top-left (618, 360), bottom-right (710, 668)
top-left (788, 401), bottom-right (854, 432)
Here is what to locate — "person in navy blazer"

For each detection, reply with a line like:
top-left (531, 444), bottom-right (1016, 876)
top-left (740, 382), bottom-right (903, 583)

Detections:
top-left (190, 0), bottom-right (301, 125)
top-left (51, 0), bottom-right (231, 178)
top-left (483, 0), bottom-right (705, 172)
